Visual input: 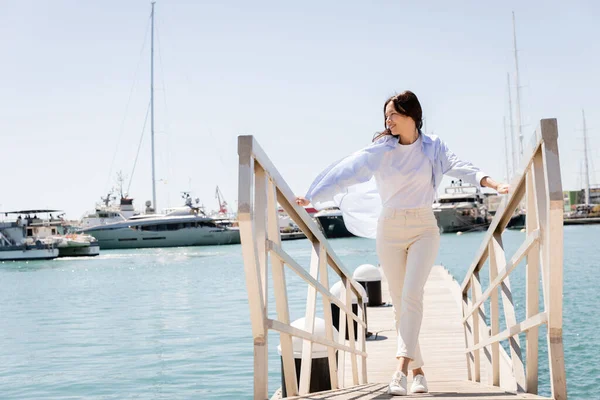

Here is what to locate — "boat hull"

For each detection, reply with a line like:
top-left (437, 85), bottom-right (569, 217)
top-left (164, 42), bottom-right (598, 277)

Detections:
top-left (434, 209), bottom-right (489, 233)
top-left (58, 243), bottom-right (100, 257)
top-left (88, 227), bottom-right (241, 249)
top-left (316, 215), bottom-right (355, 239)
top-left (0, 247), bottom-right (59, 261)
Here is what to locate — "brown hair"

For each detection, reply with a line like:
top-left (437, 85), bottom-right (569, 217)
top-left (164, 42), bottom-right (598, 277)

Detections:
top-left (372, 90), bottom-right (423, 142)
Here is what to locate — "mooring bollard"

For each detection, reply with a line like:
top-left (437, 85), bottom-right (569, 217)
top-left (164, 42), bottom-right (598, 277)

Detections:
top-left (352, 264), bottom-right (383, 306)
top-left (329, 280), bottom-right (368, 340)
top-left (278, 317), bottom-right (338, 397)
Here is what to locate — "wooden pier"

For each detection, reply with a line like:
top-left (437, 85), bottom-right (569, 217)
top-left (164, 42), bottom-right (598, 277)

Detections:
top-left (238, 119), bottom-right (567, 399)
top-left (278, 265), bottom-right (548, 399)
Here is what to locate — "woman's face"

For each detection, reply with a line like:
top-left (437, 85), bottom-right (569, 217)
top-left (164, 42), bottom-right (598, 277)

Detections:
top-left (385, 101), bottom-right (415, 136)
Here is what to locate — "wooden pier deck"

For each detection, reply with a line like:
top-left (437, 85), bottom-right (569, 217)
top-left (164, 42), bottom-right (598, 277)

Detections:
top-left (274, 266), bottom-right (549, 399)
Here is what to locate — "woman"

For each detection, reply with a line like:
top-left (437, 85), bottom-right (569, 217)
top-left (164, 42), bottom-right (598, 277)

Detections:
top-left (296, 91), bottom-right (508, 396)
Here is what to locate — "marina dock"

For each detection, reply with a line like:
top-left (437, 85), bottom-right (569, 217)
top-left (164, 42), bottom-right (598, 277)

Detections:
top-left (238, 119), bottom-right (567, 400)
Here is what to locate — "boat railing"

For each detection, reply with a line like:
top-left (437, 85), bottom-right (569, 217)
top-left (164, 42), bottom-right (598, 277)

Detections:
top-left (460, 119), bottom-right (567, 399)
top-left (238, 135), bottom-right (368, 398)
top-left (0, 232), bottom-right (13, 246)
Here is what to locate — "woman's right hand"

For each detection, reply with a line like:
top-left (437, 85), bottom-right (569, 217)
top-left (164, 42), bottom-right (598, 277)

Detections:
top-left (295, 197), bottom-right (310, 207)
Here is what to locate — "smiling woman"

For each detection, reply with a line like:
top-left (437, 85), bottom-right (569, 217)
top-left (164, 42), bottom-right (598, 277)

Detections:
top-left (296, 90), bottom-right (509, 395)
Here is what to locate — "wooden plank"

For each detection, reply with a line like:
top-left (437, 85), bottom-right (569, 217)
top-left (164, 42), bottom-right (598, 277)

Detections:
top-left (255, 163), bottom-right (268, 314)
top-left (462, 294), bottom-right (474, 381)
top-left (345, 278), bottom-right (359, 385)
top-left (471, 273), bottom-right (484, 383)
top-left (465, 312), bottom-right (547, 353)
top-left (498, 272), bottom-right (526, 392)
top-left (358, 297), bottom-right (367, 384)
top-left (488, 235), bottom-right (502, 386)
top-left (298, 243), bottom-right (321, 395)
top-left (336, 282), bottom-right (347, 387)
top-left (525, 168), bottom-right (540, 395)
top-left (317, 244), bottom-right (339, 389)
top-left (267, 179), bottom-right (298, 397)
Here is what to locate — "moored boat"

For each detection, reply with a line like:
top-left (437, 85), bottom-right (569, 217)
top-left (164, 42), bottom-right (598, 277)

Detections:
top-left (6, 210), bottom-right (100, 257)
top-left (314, 208), bottom-right (356, 238)
top-left (0, 221), bottom-right (59, 261)
top-left (433, 181), bottom-right (489, 233)
top-left (82, 214), bottom-right (240, 249)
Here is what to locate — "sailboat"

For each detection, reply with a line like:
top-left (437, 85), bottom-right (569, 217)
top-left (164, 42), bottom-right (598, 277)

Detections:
top-left (564, 110), bottom-right (600, 225)
top-left (82, 3), bottom-right (241, 249)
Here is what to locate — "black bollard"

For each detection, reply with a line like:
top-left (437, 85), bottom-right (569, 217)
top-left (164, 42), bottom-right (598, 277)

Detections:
top-left (353, 264), bottom-right (383, 306)
top-left (278, 317), bottom-right (338, 397)
top-left (329, 281), bottom-right (368, 340)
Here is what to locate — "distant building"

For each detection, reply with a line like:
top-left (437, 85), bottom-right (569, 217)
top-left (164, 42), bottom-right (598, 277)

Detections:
top-left (563, 186), bottom-right (600, 211)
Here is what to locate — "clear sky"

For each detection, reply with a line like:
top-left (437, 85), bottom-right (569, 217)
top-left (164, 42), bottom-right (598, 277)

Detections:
top-left (1, 0), bottom-right (598, 219)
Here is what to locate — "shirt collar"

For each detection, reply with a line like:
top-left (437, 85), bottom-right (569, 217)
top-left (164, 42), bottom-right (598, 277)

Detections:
top-left (382, 130), bottom-right (433, 147)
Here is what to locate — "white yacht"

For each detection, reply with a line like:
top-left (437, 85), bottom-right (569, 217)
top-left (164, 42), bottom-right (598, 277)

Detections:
top-left (82, 214), bottom-right (240, 249)
top-left (433, 181), bottom-right (489, 233)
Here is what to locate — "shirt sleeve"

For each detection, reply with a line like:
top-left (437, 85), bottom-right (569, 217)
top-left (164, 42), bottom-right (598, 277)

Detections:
top-left (439, 140), bottom-right (488, 187)
top-left (305, 139), bottom-right (389, 204)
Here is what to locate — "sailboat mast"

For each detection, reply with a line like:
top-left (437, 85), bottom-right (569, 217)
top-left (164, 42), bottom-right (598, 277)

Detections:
top-left (583, 109), bottom-right (590, 205)
top-left (503, 116), bottom-right (511, 181)
top-left (507, 73), bottom-right (516, 173)
top-left (150, 1), bottom-right (157, 211)
top-left (512, 11), bottom-right (524, 158)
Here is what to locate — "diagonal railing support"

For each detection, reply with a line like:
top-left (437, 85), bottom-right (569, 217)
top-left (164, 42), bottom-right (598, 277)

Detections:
top-left (460, 119), bottom-right (567, 399)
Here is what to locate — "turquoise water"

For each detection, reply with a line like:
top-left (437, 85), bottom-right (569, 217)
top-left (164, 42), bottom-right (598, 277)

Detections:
top-left (0, 226), bottom-right (597, 399)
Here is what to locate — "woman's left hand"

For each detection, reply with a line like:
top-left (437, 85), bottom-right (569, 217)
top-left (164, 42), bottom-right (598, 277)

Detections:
top-left (496, 183), bottom-right (510, 194)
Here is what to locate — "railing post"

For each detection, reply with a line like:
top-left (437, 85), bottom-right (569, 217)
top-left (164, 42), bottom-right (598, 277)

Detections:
top-left (238, 136), bottom-right (268, 399)
top-left (267, 179), bottom-right (298, 397)
top-left (298, 241), bottom-right (321, 394)
top-left (539, 119), bottom-right (567, 400)
top-left (317, 246), bottom-right (339, 389)
top-left (526, 166), bottom-right (540, 394)
top-left (470, 276), bottom-right (481, 382)
top-left (336, 282), bottom-right (347, 386)
top-left (461, 293), bottom-right (474, 381)
top-left (345, 278), bottom-right (359, 385)
top-left (488, 236), bottom-right (502, 387)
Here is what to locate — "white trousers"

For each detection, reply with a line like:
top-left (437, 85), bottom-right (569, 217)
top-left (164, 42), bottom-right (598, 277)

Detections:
top-left (376, 207), bottom-right (440, 369)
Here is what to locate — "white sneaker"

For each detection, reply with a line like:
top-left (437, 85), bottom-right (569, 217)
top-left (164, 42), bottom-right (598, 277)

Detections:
top-left (411, 374), bottom-right (428, 393)
top-left (388, 371), bottom-right (407, 396)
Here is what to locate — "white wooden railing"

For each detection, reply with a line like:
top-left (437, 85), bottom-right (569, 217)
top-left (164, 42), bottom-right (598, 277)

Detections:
top-left (461, 119), bottom-right (567, 399)
top-left (238, 135), bottom-right (368, 399)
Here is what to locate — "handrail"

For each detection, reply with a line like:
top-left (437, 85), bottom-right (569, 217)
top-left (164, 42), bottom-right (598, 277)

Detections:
top-left (238, 135), bottom-right (368, 399)
top-left (460, 119), bottom-right (567, 399)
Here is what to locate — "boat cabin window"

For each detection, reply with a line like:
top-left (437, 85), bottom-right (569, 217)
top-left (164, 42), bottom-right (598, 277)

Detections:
top-left (133, 221), bottom-right (219, 231)
top-left (439, 197), bottom-right (478, 204)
